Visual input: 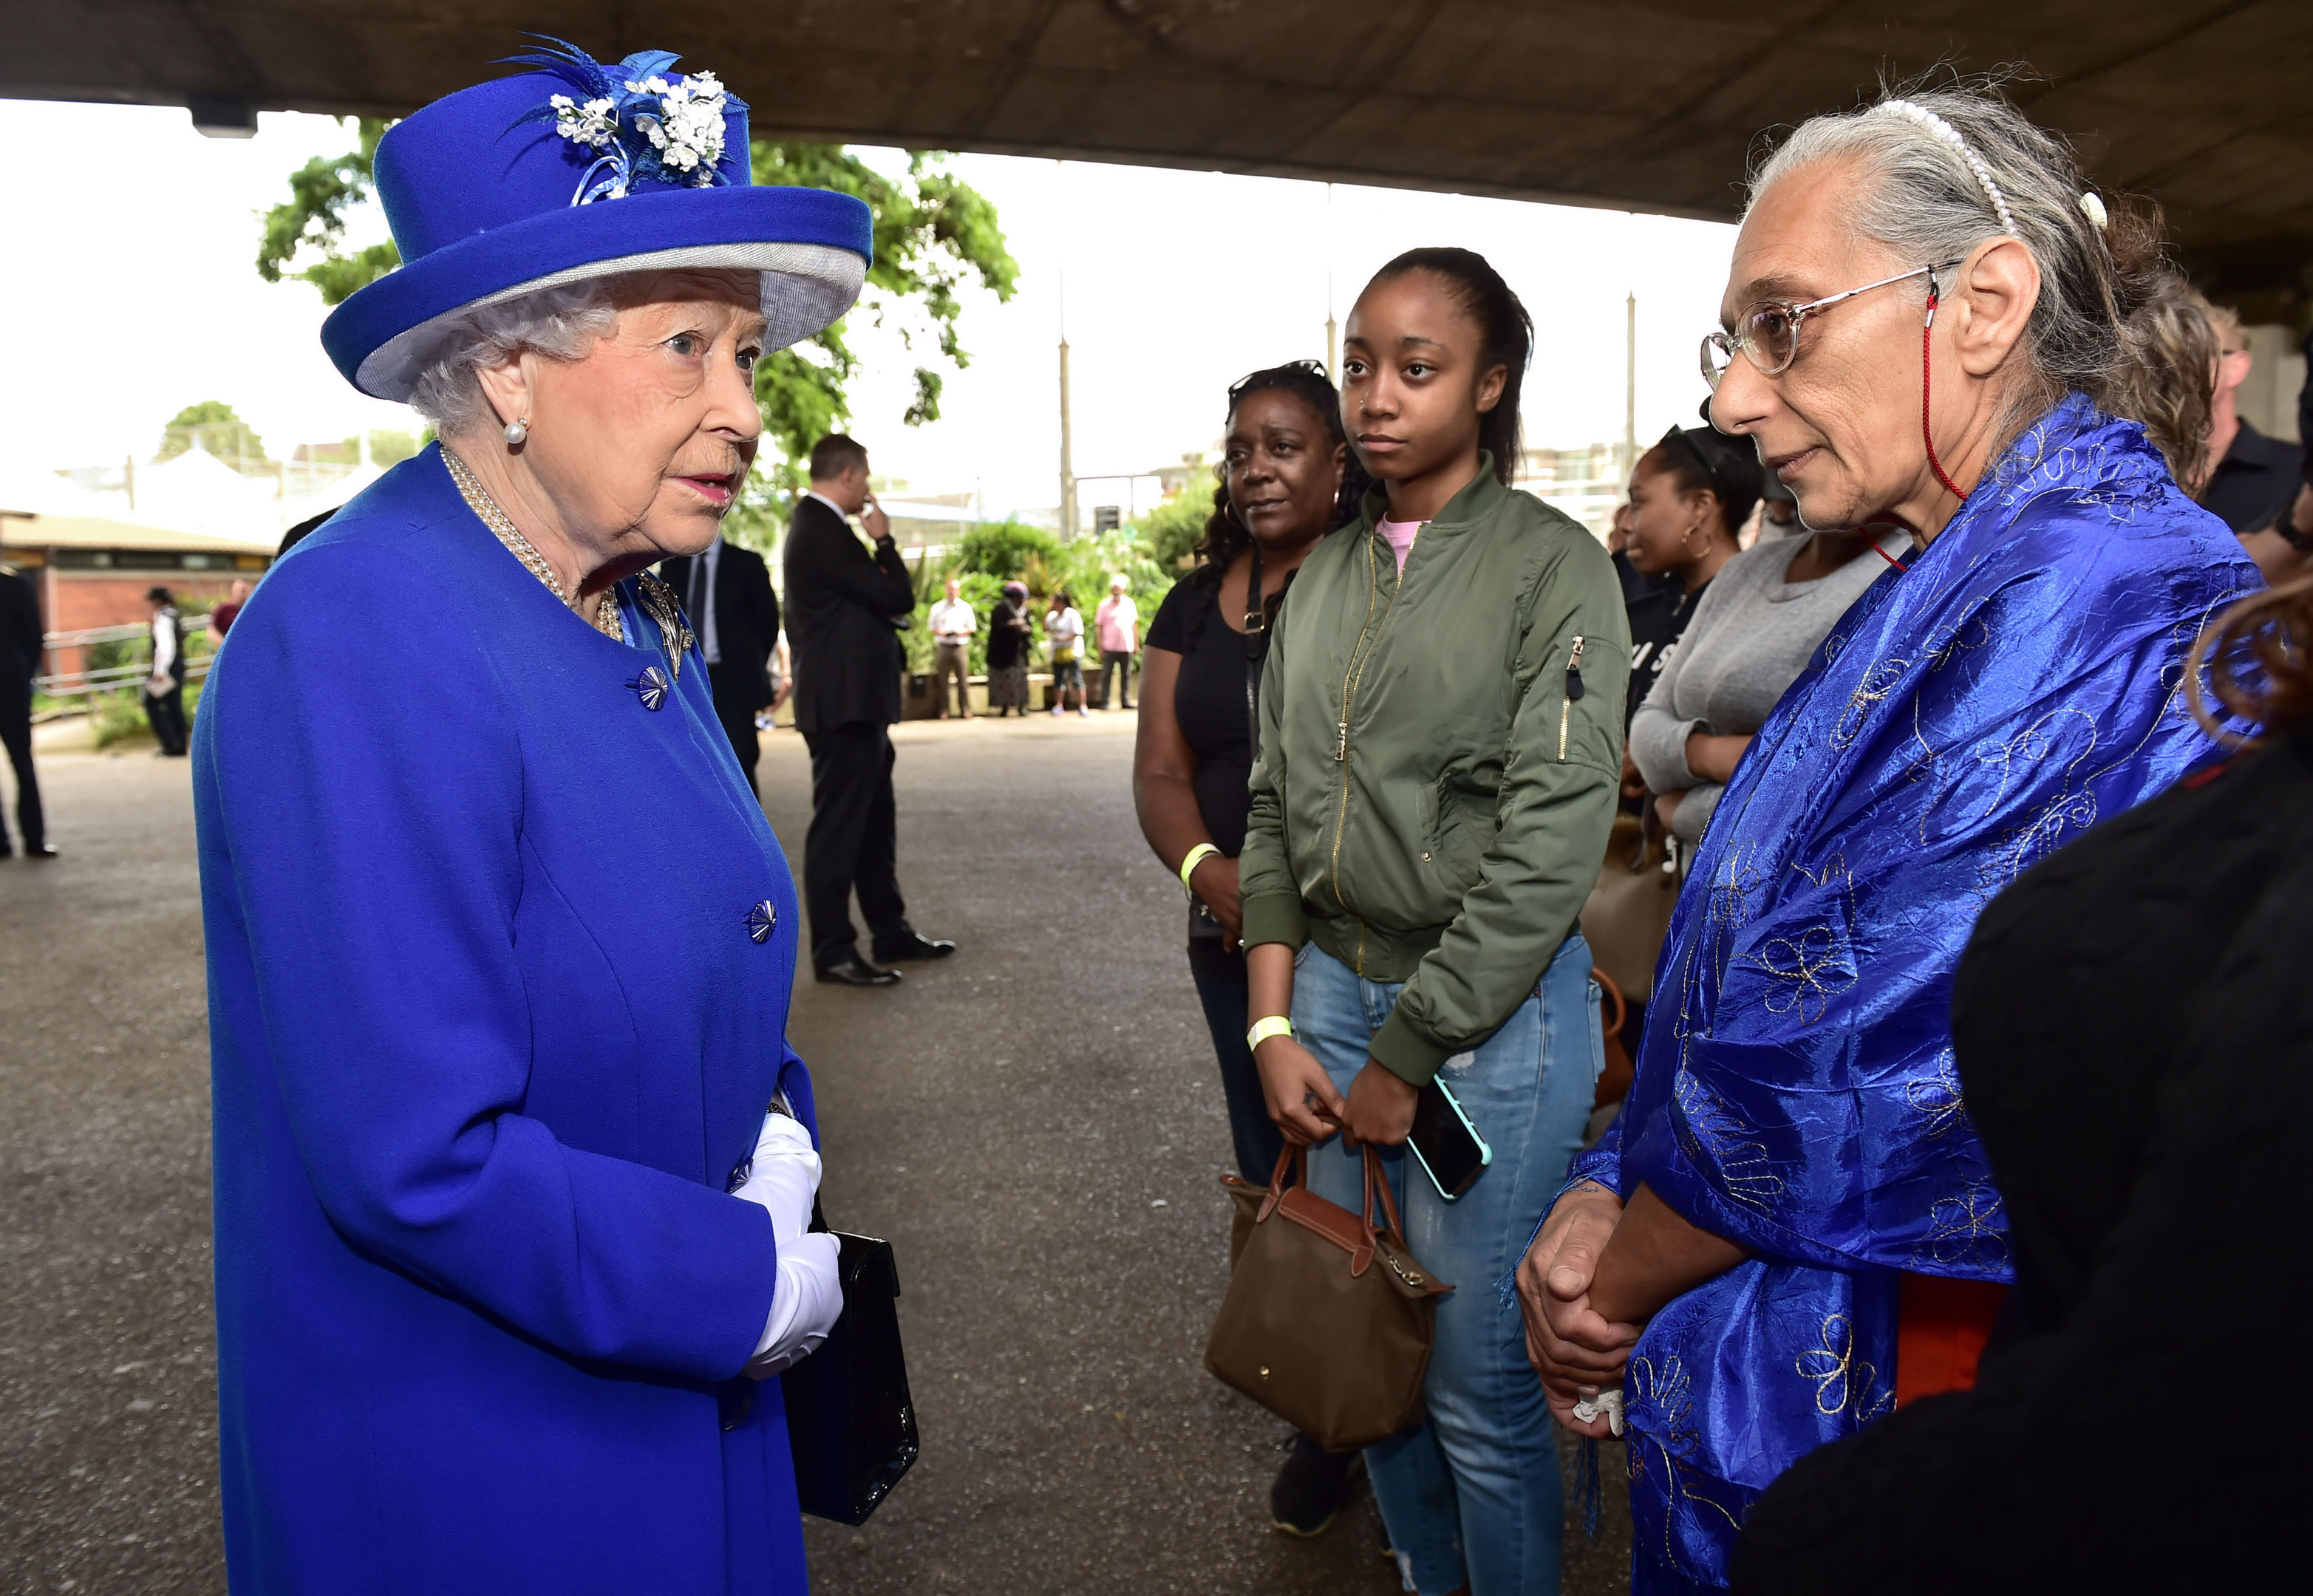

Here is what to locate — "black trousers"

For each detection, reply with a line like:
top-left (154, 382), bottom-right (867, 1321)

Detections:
top-left (705, 663), bottom-right (762, 780)
top-left (1096, 648), bottom-right (1134, 708)
top-left (801, 722), bottom-right (909, 965)
top-left (145, 682), bottom-right (187, 756)
top-left (0, 689), bottom-right (42, 851)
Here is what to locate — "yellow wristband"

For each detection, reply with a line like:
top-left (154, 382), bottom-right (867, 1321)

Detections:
top-left (1179, 842), bottom-right (1222, 895)
top-left (1246, 1015), bottom-right (1294, 1051)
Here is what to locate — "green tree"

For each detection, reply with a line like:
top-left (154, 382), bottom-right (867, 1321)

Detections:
top-left (157, 400), bottom-right (268, 468)
top-left (257, 123), bottom-right (1018, 533)
top-left (951, 519), bottom-right (1062, 581)
top-left (256, 119), bottom-right (400, 304)
top-left (1132, 471), bottom-right (1219, 572)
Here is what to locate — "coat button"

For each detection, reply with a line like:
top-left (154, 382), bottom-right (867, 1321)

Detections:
top-left (627, 664), bottom-right (670, 711)
top-left (746, 900), bottom-right (777, 944)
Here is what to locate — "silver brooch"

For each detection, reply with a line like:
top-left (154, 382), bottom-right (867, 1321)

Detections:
top-left (634, 571), bottom-right (695, 682)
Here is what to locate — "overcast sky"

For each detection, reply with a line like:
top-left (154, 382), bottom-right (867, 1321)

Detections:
top-left (0, 100), bottom-right (1740, 518)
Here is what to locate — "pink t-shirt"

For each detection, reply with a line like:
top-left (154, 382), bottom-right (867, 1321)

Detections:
top-left (1378, 516), bottom-right (1421, 575)
top-left (1094, 593), bottom-right (1139, 652)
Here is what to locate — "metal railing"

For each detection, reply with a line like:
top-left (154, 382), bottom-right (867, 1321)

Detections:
top-left (35, 615), bottom-right (214, 698)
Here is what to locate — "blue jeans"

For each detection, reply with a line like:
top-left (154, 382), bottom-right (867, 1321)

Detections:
top-left (1292, 938), bottom-right (1602, 1596)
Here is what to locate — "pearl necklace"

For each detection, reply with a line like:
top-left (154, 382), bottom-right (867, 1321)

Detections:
top-left (443, 447), bottom-right (627, 642)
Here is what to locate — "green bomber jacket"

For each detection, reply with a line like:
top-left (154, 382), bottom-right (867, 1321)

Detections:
top-left (1238, 460), bottom-right (1631, 1085)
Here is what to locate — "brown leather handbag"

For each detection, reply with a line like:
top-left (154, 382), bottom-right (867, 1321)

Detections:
top-left (1205, 1144), bottom-right (1452, 1451)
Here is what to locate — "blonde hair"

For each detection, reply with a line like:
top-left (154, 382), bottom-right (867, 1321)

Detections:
top-left (2109, 274), bottom-right (2221, 497)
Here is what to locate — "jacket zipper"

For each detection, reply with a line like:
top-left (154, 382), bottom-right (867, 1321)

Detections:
top-left (1329, 526), bottom-right (1407, 973)
top-left (1558, 634), bottom-right (1587, 760)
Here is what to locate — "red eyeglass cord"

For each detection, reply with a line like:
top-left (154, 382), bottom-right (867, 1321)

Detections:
top-left (1864, 282), bottom-right (1969, 577)
top-left (1922, 284), bottom-right (1970, 505)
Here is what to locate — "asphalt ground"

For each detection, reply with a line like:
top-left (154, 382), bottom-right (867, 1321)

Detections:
top-left (0, 714), bottom-right (1632, 1595)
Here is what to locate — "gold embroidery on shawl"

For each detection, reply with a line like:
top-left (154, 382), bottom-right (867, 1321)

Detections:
top-left (1795, 1313), bottom-right (1895, 1422)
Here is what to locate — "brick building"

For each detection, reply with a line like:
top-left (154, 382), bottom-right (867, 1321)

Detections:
top-left (0, 511), bottom-right (274, 685)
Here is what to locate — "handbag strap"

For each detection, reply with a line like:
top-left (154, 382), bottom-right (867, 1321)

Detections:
top-left (1258, 1141), bottom-right (1305, 1222)
top-left (1256, 1142), bottom-right (1411, 1259)
top-left (1360, 1145), bottom-right (1407, 1244)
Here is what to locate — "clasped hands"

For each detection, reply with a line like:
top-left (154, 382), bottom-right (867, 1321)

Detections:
top-left (1517, 1181), bottom-right (1643, 1439)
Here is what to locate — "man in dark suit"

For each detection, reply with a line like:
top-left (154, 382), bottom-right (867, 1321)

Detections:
top-left (784, 434), bottom-right (955, 986)
top-left (660, 533), bottom-right (783, 783)
top-left (0, 564), bottom-right (52, 858)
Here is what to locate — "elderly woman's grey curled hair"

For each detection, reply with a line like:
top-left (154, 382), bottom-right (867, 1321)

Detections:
top-left (406, 281), bottom-right (622, 434)
top-left (1754, 77), bottom-right (2180, 452)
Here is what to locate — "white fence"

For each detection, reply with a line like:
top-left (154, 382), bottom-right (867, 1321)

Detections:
top-left (35, 615), bottom-right (214, 698)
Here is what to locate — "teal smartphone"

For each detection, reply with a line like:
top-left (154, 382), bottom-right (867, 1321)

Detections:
top-left (1407, 1079), bottom-right (1491, 1201)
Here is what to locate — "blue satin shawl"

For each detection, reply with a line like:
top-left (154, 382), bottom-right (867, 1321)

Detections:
top-left (1576, 397), bottom-right (2260, 1591)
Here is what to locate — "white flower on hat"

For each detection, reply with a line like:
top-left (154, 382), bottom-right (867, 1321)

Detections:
top-left (644, 72), bottom-right (728, 185)
top-left (534, 45), bottom-right (735, 201)
top-left (549, 93), bottom-right (618, 149)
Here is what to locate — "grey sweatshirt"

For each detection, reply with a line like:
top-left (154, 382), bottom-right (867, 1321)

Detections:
top-left (1630, 528), bottom-right (1910, 840)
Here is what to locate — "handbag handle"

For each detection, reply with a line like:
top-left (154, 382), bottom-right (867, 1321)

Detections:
top-left (1258, 1142), bottom-right (1305, 1223)
top-left (1360, 1145), bottom-right (1407, 1244)
top-left (1257, 1141), bottom-right (1410, 1252)
top-left (1592, 966), bottom-right (1628, 1043)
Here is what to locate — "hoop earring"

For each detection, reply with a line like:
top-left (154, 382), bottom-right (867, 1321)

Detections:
top-left (504, 417), bottom-right (530, 446)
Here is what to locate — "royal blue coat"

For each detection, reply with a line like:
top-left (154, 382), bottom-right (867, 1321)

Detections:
top-left (193, 446), bottom-right (814, 1595)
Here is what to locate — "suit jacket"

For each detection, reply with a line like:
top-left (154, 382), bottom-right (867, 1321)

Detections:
top-left (0, 567), bottom-right (41, 693)
top-left (782, 495), bottom-right (912, 734)
top-left (660, 541), bottom-right (780, 711)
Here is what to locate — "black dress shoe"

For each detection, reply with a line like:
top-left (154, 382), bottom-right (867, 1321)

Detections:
top-left (814, 952), bottom-right (902, 987)
top-left (873, 931), bottom-right (955, 962)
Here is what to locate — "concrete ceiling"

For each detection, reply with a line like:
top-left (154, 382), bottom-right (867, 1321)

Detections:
top-left (9, 0), bottom-right (2311, 311)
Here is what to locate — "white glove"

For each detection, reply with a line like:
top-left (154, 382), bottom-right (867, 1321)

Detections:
top-left (746, 1230), bottom-right (842, 1377)
top-left (732, 1111), bottom-right (820, 1242)
top-left (732, 1111), bottom-right (842, 1377)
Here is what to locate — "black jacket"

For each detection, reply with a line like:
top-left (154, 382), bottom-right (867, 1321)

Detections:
top-left (0, 567), bottom-right (41, 694)
top-left (782, 495), bottom-right (912, 734)
top-left (985, 598), bottom-right (1034, 669)
top-left (659, 541), bottom-right (780, 710)
top-left (2202, 418), bottom-right (2303, 533)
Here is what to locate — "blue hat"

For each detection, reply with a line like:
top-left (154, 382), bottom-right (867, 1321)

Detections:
top-left (321, 39), bottom-right (873, 401)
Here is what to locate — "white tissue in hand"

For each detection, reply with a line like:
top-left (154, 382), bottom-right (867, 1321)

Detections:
top-left (732, 1112), bottom-right (821, 1243)
top-left (1572, 1388), bottom-right (1625, 1436)
top-left (747, 1230), bottom-right (842, 1378)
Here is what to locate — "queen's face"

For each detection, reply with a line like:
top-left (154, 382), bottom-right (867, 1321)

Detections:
top-left (522, 268), bottom-right (765, 560)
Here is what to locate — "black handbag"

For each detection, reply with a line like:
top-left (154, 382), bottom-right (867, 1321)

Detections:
top-left (780, 1224), bottom-right (920, 1524)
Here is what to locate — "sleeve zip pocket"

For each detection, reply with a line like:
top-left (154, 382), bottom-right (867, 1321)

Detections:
top-left (1558, 634), bottom-right (1587, 760)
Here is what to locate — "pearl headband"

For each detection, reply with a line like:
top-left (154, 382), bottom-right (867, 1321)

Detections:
top-left (1876, 98), bottom-right (2020, 236)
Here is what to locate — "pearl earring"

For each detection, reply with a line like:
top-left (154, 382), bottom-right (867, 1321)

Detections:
top-left (504, 417), bottom-right (530, 446)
